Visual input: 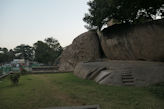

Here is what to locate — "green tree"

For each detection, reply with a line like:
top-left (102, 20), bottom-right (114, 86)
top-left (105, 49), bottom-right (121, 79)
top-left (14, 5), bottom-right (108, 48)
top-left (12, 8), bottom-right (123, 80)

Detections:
top-left (0, 47), bottom-right (14, 63)
top-left (0, 47), bottom-right (8, 63)
top-left (34, 38), bottom-right (63, 65)
top-left (33, 41), bottom-right (51, 65)
top-left (83, 0), bottom-right (164, 30)
top-left (8, 49), bottom-right (15, 61)
top-left (45, 37), bottom-right (63, 58)
top-left (14, 44), bottom-right (34, 61)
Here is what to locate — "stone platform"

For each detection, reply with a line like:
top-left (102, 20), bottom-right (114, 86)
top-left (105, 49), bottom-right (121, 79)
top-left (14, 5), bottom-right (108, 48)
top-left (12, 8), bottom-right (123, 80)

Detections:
top-left (74, 60), bottom-right (164, 86)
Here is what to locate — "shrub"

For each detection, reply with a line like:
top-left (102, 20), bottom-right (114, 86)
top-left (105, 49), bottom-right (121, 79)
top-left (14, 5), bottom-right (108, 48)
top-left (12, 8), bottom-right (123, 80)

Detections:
top-left (10, 72), bottom-right (20, 85)
top-left (20, 68), bottom-right (27, 74)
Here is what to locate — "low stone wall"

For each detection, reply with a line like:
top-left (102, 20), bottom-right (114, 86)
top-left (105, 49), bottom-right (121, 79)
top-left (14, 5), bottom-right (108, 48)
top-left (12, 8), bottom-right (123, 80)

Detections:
top-left (32, 66), bottom-right (58, 71)
top-left (74, 60), bottom-right (164, 86)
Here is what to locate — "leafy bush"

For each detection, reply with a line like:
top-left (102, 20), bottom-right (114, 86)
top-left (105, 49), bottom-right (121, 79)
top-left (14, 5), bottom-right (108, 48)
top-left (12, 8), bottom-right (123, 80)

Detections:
top-left (10, 72), bottom-right (20, 85)
top-left (20, 68), bottom-right (27, 73)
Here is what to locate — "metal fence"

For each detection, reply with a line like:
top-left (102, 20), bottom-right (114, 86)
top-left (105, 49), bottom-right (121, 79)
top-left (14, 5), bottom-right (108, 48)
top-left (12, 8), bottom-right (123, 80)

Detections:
top-left (0, 66), bottom-right (12, 75)
top-left (0, 64), bottom-right (39, 75)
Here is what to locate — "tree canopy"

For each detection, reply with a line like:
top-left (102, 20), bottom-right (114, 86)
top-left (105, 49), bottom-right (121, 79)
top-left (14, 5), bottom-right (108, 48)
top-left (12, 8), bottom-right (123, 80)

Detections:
top-left (0, 48), bottom-right (15, 64)
top-left (34, 37), bottom-right (63, 65)
top-left (83, 0), bottom-right (164, 30)
top-left (14, 44), bottom-right (34, 61)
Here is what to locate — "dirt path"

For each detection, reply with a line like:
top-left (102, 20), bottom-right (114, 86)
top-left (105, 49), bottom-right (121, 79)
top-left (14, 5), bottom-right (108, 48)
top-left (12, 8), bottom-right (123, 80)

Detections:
top-left (33, 74), bottom-right (84, 106)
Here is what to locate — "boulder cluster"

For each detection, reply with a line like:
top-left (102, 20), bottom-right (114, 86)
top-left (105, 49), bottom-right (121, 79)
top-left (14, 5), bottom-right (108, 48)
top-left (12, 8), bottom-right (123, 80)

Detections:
top-left (57, 19), bottom-right (164, 86)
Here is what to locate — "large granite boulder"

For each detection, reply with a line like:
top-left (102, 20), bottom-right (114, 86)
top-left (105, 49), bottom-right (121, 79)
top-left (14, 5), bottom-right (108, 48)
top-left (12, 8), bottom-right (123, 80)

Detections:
top-left (58, 31), bottom-right (102, 71)
top-left (74, 60), bottom-right (164, 86)
top-left (101, 19), bottom-right (164, 61)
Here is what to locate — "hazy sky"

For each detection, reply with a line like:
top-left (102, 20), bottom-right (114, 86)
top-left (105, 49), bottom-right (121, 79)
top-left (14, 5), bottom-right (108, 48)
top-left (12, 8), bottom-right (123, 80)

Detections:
top-left (0, 0), bottom-right (89, 49)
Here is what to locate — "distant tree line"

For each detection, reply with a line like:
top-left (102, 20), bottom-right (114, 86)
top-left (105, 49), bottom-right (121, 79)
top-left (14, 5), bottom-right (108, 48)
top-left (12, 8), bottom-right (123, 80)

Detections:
top-left (83, 0), bottom-right (164, 30)
top-left (0, 37), bottom-right (63, 65)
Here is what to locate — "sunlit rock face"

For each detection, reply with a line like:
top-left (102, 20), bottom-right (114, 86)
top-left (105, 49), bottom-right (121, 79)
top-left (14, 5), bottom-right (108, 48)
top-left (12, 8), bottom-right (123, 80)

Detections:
top-left (101, 19), bottom-right (164, 61)
top-left (58, 31), bottom-right (102, 71)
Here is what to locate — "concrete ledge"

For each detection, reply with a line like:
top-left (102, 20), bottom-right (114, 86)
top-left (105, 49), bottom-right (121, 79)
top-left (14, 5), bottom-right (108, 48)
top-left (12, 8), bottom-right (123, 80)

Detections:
top-left (0, 72), bottom-right (11, 79)
top-left (41, 105), bottom-right (100, 109)
top-left (74, 60), bottom-right (164, 86)
top-left (23, 71), bottom-right (72, 74)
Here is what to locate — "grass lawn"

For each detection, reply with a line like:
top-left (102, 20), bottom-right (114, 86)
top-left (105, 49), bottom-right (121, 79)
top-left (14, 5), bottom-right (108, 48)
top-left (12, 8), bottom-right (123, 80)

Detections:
top-left (0, 73), bottom-right (164, 109)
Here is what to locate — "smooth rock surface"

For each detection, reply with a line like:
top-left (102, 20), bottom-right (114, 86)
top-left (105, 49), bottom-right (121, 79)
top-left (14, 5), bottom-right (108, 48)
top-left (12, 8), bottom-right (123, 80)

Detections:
top-left (101, 19), bottom-right (164, 61)
top-left (58, 31), bottom-right (102, 71)
top-left (95, 70), bottom-right (111, 83)
top-left (74, 60), bottom-right (164, 86)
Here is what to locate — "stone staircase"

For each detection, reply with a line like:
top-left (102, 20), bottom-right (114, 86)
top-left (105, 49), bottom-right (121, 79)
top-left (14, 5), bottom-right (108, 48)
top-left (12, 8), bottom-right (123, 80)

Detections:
top-left (121, 72), bottom-right (134, 86)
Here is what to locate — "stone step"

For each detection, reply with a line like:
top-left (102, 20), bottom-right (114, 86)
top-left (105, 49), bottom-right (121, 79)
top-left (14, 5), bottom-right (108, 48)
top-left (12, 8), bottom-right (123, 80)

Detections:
top-left (121, 73), bottom-right (132, 76)
top-left (122, 72), bottom-right (131, 73)
top-left (122, 75), bottom-right (133, 78)
top-left (122, 77), bottom-right (134, 79)
top-left (122, 79), bottom-right (134, 83)
top-left (122, 72), bottom-right (132, 74)
top-left (121, 72), bottom-right (135, 86)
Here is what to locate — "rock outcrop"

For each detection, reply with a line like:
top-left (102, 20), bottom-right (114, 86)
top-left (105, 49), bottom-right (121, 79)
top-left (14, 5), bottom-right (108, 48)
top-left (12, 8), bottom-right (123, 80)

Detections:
top-left (101, 19), bottom-right (164, 61)
top-left (58, 31), bottom-right (102, 71)
top-left (74, 60), bottom-right (164, 86)
top-left (59, 19), bottom-right (164, 71)
top-left (58, 19), bottom-right (164, 86)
